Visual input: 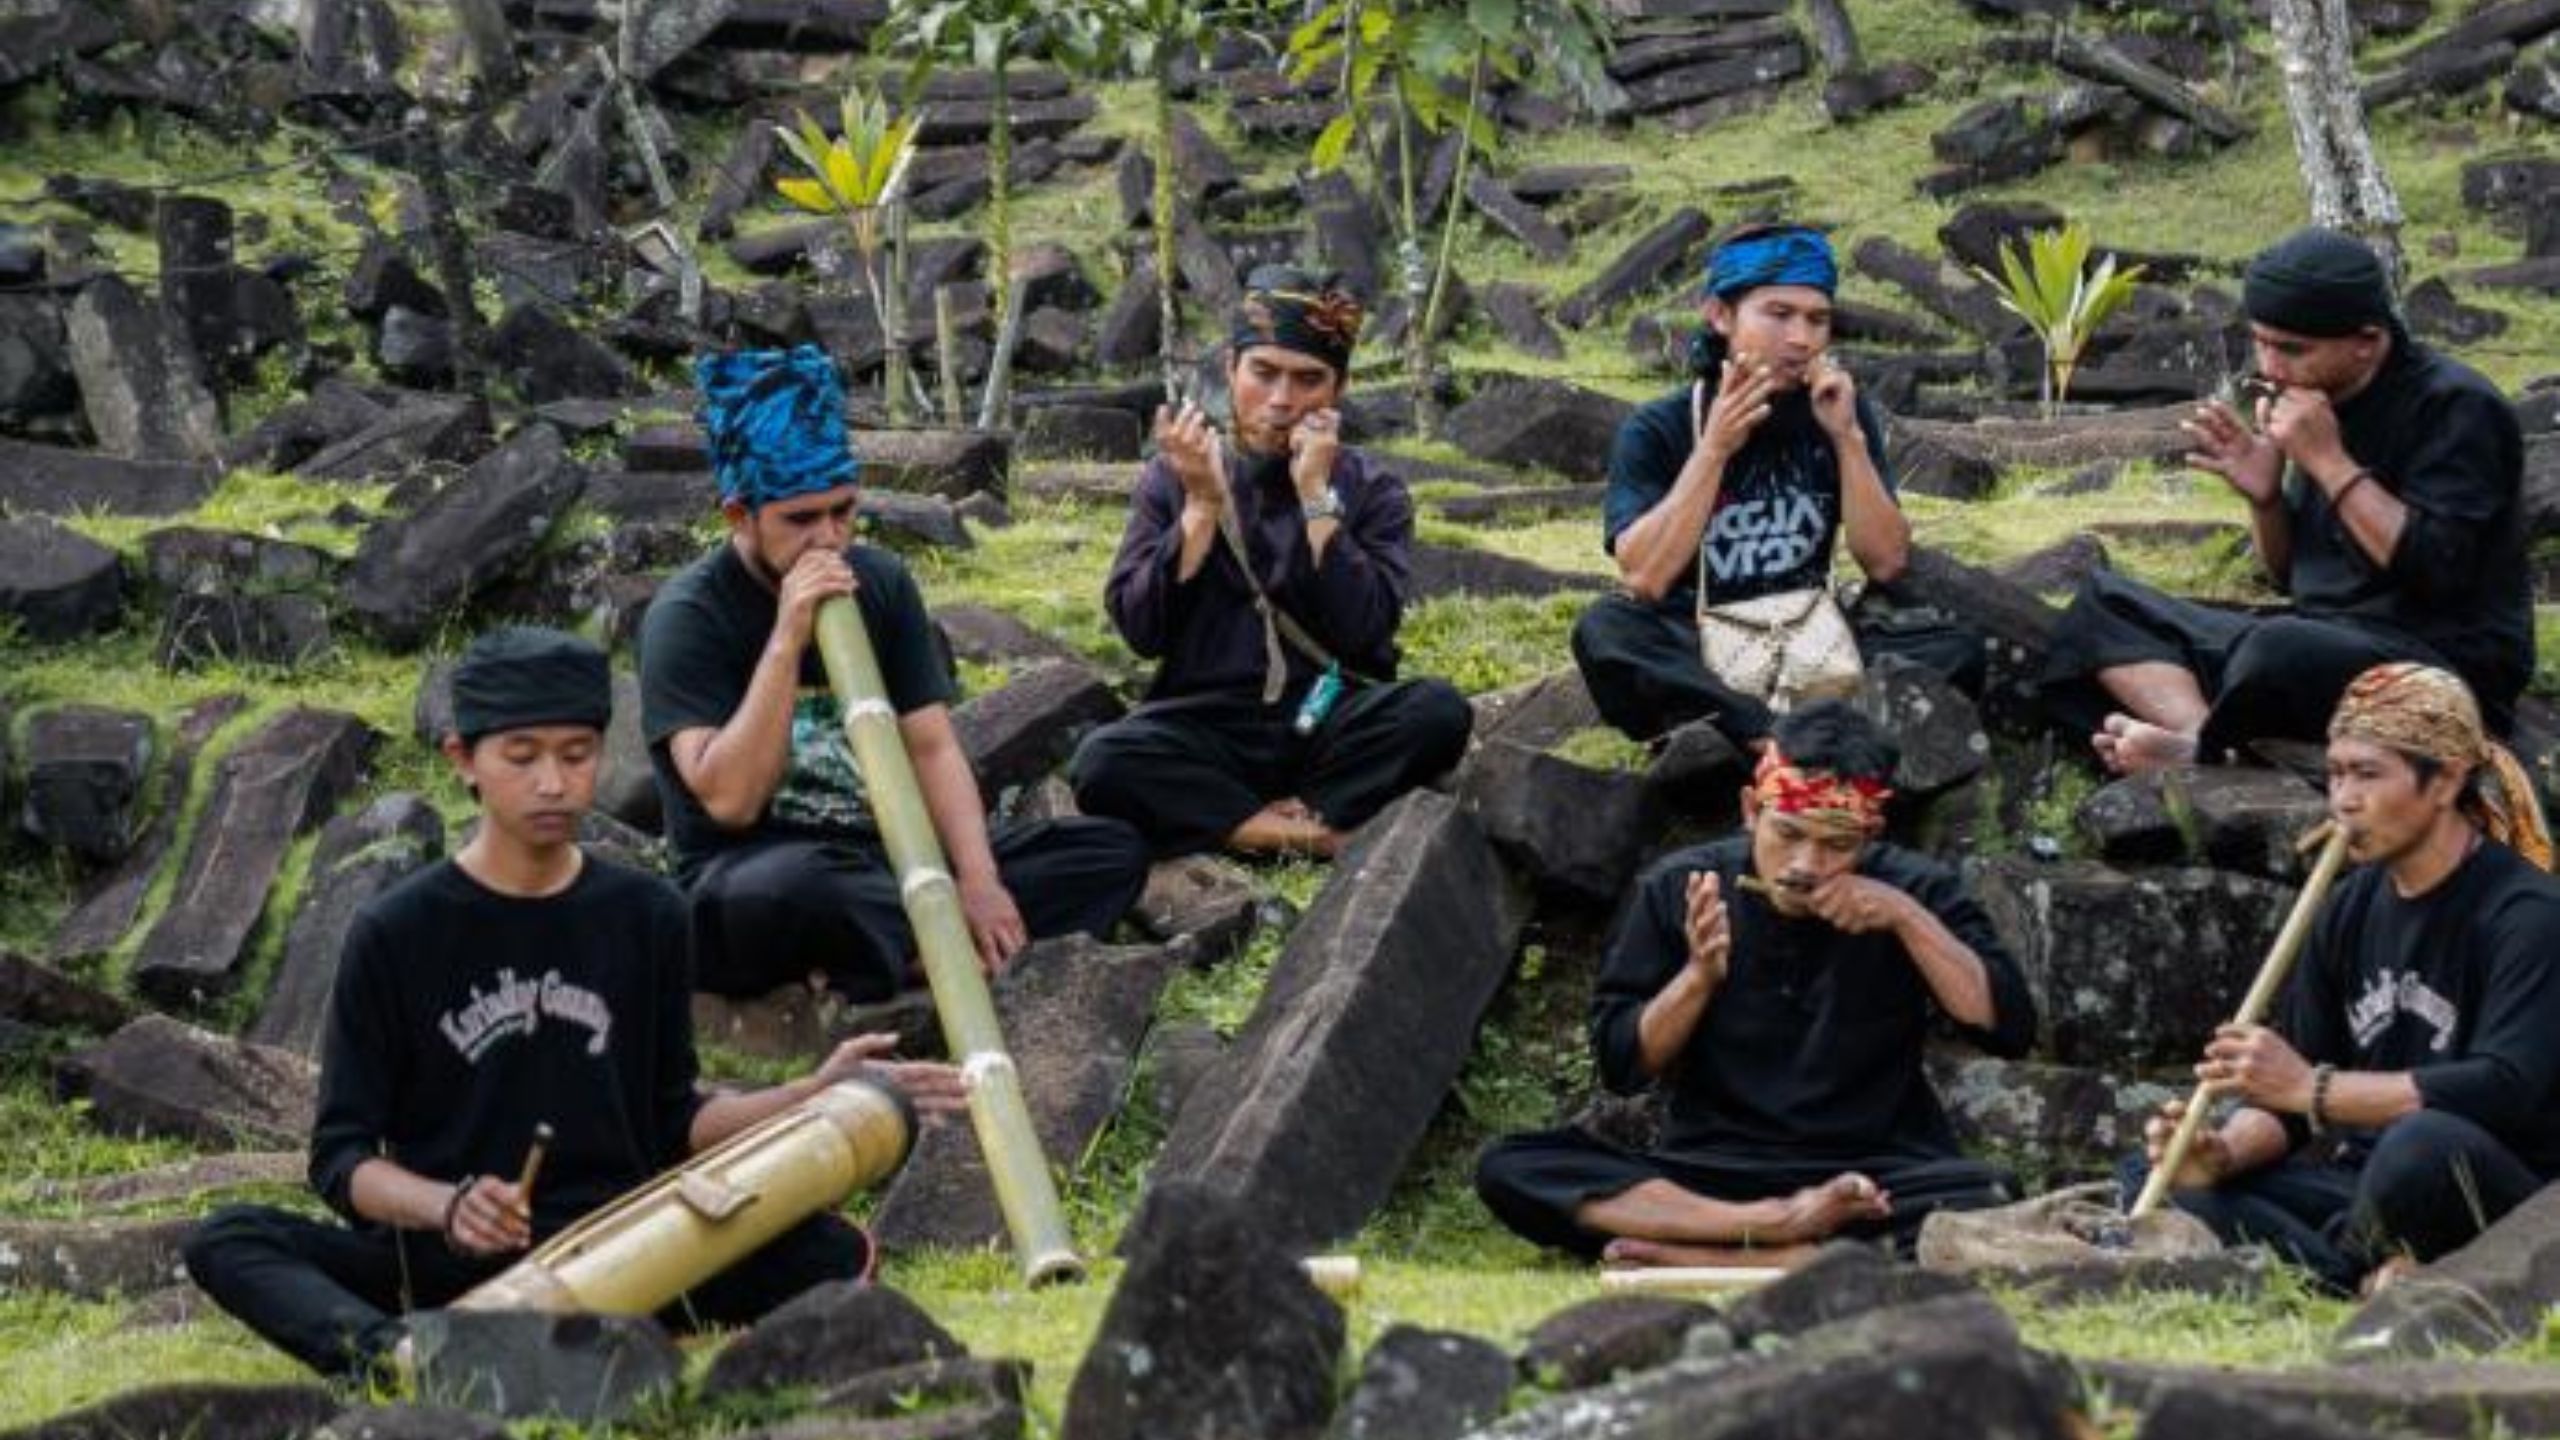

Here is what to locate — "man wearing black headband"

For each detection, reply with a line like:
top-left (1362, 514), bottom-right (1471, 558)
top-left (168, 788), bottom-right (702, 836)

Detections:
top-left (2040, 226), bottom-right (2530, 773)
top-left (1069, 266), bottom-right (1471, 858)
top-left (1571, 224), bottom-right (1980, 753)
top-left (185, 627), bottom-right (965, 1378)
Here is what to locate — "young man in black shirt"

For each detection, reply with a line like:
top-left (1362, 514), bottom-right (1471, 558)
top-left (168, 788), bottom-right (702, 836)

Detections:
top-left (184, 627), bottom-right (964, 1377)
top-left (1571, 225), bottom-right (1978, 752)
top-left (1475, 702), bottom-right (2036, 1266)
top-left (2041, 227), bottom-right (2531, 773)
top-left (2132, 663), bottom-right (2560, 1293)
top-left (640, 345), bottom-right (1150, 1000)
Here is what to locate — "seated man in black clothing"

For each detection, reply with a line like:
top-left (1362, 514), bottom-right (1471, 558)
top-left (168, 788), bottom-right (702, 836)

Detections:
top-left (1476, 701), bottom-right (2035, 1267)
top-left (184, 628), bottom-right (967, 1378)
top-left (1572, 224), bottom-right (1980, 753)
top-left (2128, 663), bottom-right (2560, 1295)
top-left (1069, 267), bottom-right (1472, 858)
top-left (2040, 227), bottom-right (2531, 774)
top-left (640, 345), bottom-right (1151, 1000)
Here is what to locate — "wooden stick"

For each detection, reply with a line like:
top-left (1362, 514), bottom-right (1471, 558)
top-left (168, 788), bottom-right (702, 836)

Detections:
top-left (1599, 1265), bottom-right (1789, 1294)
top-left (2129, 821), bottom-right (2350, 1220)
top-left (516, 1122), bottom-right (554, 1203)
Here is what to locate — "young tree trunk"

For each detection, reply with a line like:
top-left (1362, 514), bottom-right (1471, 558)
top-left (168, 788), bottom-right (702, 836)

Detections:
top-left (982, 59), bottom-right (1015, 427)
top-left (1153, 60), bottom-right (1182, 403)
top-left (2269, 0), bottom-right (2407, 285)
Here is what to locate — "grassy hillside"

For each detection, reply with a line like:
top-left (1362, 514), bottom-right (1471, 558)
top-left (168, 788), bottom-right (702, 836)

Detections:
top-left (2, 0), bottom-right (2558, 1430)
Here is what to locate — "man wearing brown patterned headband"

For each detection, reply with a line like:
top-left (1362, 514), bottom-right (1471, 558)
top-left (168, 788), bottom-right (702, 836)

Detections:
top-left (2131, 662), bottom-right (2560, 1295)
top-left (1071, 265), bottom-right (1471, 859)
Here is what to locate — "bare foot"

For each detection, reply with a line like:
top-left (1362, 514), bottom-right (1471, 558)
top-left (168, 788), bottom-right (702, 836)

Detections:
top-left (1228, 799), bottom-right (1345, 858)
top-left (1600, 1237), bottom-right (1821, 1270)
top-left (1769, 1173), bottom-right (1893, 1244)
top-left (2093, 713), bottom-right (2199, 776)
top-left (2359, 1254), bottom-right (2421, 1298)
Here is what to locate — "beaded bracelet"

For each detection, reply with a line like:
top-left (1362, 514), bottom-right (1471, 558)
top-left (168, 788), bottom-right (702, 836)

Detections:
top-left (2308, 1064), bottom-right (2337, 1137)
top-left (442, 1174), bottom-right (481, 1252)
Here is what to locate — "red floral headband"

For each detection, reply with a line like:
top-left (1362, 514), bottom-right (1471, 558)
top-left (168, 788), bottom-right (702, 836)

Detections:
top-left (1752, 745), bottom-right (1892, 833)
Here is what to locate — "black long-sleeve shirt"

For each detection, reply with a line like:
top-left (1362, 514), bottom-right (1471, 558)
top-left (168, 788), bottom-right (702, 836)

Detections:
top-left (1592, 836), bottom-right (2036, 1166)
top-left (308, 857), bottom-right (704, 1234)
top-left (1103, 445), bottom-right (1412, 701)
top-left (2280, 839), bottom-right (2560, 1172)
top-left (2280, 340), bottom-right (2530, 715)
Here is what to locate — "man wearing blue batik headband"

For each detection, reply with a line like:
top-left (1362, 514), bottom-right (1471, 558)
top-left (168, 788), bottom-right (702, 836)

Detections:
top-left (638, 345), bottom-right (1149, 1002)
top-left (1570, 224), bottom-right (1982, 754)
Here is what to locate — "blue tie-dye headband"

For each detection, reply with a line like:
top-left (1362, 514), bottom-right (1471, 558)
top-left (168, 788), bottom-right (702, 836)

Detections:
top-left (693, 345), bottom-right (859, 509)
top-left (1703, 226), bottom-right (1838, 300)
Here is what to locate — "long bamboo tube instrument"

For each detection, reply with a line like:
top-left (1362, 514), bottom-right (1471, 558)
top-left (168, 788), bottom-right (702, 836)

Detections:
top-left (447, 1079), bottom-right (911, 1316)
top-left (2129, 820), bottom-right (2352, 1220)
top-left (814, 596), bottom-right (1084, 1285)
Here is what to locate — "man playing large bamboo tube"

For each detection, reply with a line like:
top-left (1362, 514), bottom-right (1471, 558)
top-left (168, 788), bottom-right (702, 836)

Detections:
top-left (184, 628), bottom-right (966, 1378)
top-left (2040, 227), bottom-right (2531, 774)
top-left (2130, 662), bottom-right (2560, 1294)
top-left (640, 346), bottom-right (1151, 1000)
top-left (1067, 266), bottom-right (1472, 859)
top-left (1475, 701), bottom-right (2037, 1266)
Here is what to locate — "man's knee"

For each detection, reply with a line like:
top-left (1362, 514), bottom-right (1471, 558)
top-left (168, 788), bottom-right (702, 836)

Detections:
top-left (2359, 1110), bottom-right (2512, 1221)
top-left (1404, 679), bottom-right (1474, 768)
top-left (183, 1204), bottom-right (285, 1281)
top-left (1067, 724), bottom-right (1148, 814)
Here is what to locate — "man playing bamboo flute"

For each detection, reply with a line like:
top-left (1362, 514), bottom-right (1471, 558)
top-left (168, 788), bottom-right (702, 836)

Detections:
top-left (2130, 662), bottom-right (2560, 1294)
top-left (1068, 266), bottom-right (1472, 859)
top-left (185, 628), bottom-right (967, 1378)
top-left (640, 345), bottom-right (1150, 1000)
top-left (2039, 226), bottom-right (2532, 775)
top-left (1475, 701), bottom-right (2037, 1266)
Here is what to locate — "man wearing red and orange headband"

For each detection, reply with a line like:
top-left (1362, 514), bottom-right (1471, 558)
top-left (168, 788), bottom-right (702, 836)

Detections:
top-left (1476, 701), bottom-right (2036, 1266)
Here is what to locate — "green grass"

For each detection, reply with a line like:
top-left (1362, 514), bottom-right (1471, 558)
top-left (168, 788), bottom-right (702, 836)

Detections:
top-left (4, 0), bottom-right (2560, 1429)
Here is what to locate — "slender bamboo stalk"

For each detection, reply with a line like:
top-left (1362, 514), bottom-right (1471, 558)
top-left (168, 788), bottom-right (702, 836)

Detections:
top-left (2129, 822), bottom-right (2351, 1220)
top-left (813, 598), bottom-right (1083, 1284)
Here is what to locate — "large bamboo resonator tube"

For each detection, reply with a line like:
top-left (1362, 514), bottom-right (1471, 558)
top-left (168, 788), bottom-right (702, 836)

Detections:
top-left (813, 596), bottom-right (1085, 1285)
top-left (452, 1078), bottom-right (912, 1315)
top-left (2129, 820), bottom-right (2352, 1221)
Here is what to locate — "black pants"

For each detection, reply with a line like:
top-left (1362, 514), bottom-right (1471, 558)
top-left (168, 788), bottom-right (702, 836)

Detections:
top-left (1474, 1124), bottom-right (2014, 1258)
top-left (2036, 571), bottom-right (2496, 758)
top-left (182, 1203), bottom-right (868, 1377)
top-left (1572, 593), bottom-right (1987, 748)
top-left (685, 817), bottom-right (1151, 999)
top-left (2117, 1110), bottom-right (2547, 1293)
top-left (1067, 680), bottom-right (1474, 858)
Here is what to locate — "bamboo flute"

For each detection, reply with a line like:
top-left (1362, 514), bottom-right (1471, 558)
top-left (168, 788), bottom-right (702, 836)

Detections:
top-left (2129, 821), bottom-right (2351, 1220)
top-left (814, 597), bottom-right (1084, 1285)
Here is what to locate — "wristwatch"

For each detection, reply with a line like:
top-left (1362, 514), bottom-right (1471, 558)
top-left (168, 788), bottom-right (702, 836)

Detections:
top-left (1301, 487), bottom-right (1343, 523)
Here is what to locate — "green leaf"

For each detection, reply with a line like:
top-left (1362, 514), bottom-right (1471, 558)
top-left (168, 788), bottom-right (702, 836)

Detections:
top-left (1287, 0), bottom-right (1346, 59)
top-left (971, 19), bottom-right (1006, 69)
top-left (1469, 0), bottom-right (1520, 41)
top-left (1311, 110), bottom-right (1360, 171)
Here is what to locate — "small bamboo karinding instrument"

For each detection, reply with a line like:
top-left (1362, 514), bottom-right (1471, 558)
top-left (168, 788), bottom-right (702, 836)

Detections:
top-left (2128, 820), bottom-right (2352, 1220)
top-left (814, 597), bottom-right (1084, 1285)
